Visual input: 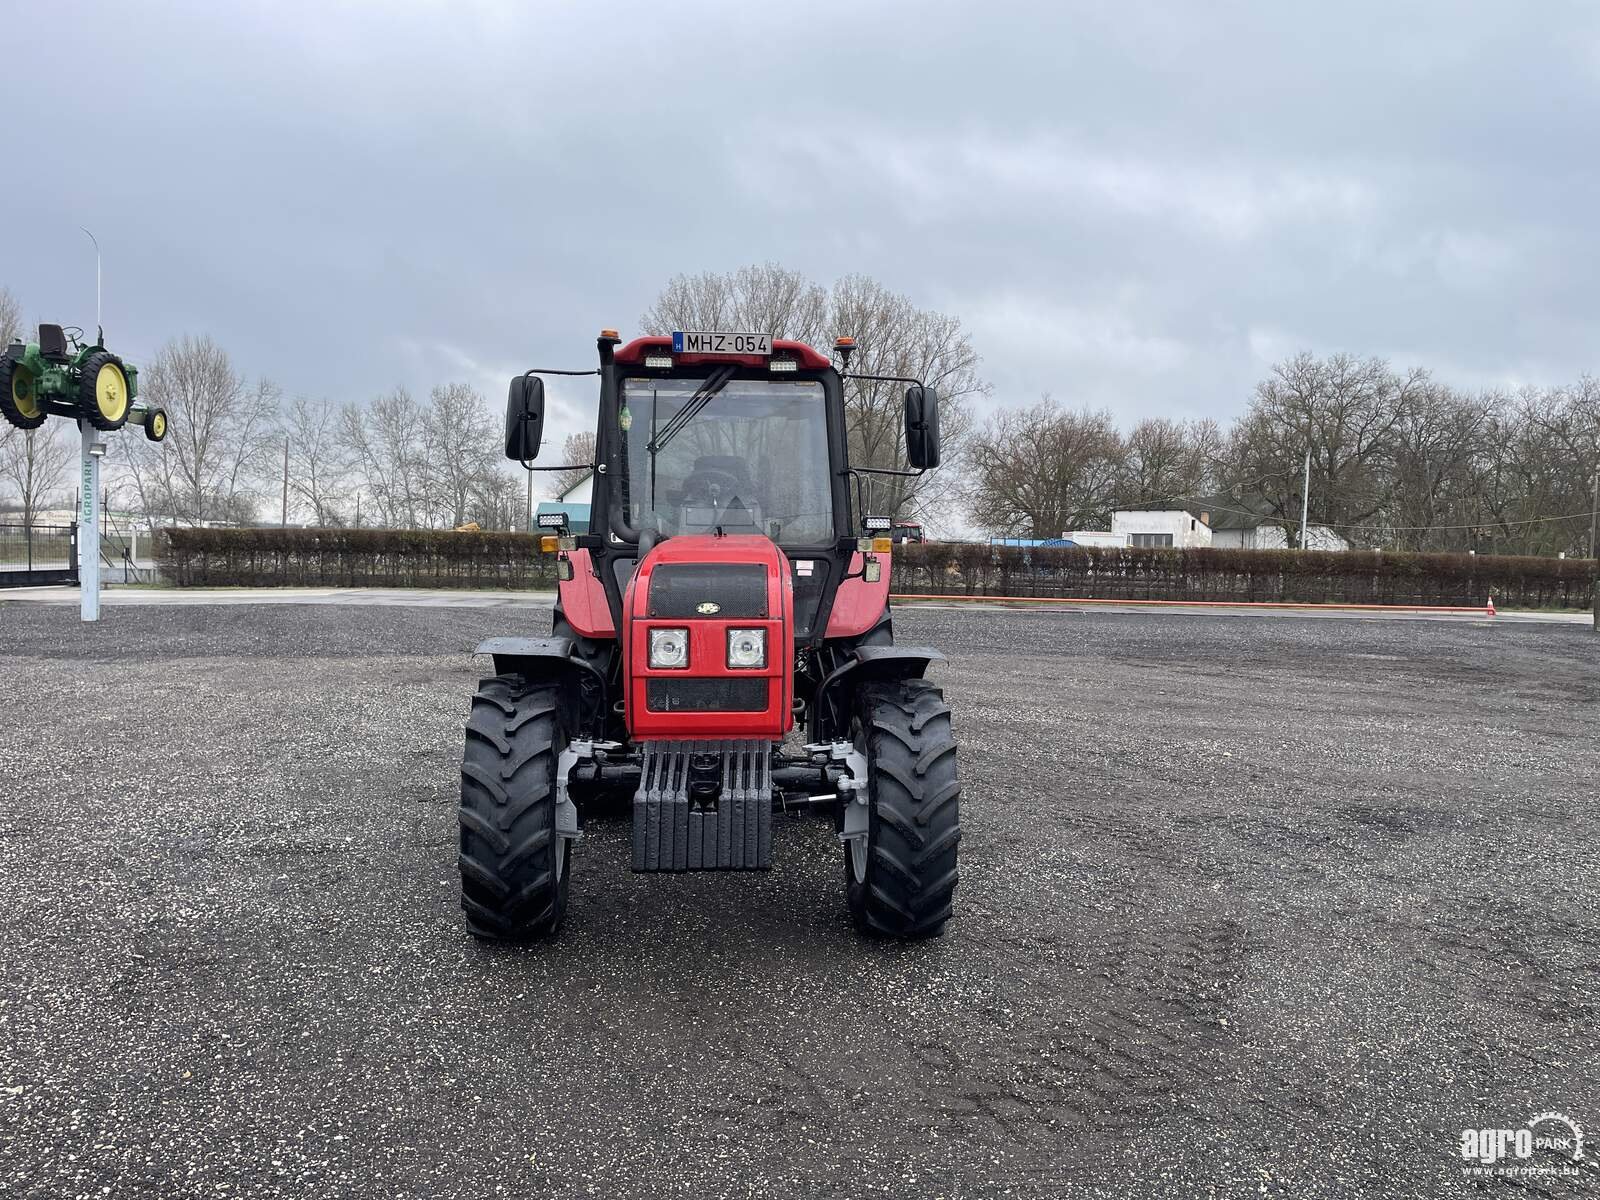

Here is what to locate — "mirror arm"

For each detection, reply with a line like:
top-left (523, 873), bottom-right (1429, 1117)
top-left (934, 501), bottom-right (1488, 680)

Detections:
top-left (522, 461), bottom-right (596, 473)
top-left (840, 371), bottom-right (925, 388)
top-left (847, 465), bottom-right (928, 479)
top-left (842, 465), bottom-right (927, 529)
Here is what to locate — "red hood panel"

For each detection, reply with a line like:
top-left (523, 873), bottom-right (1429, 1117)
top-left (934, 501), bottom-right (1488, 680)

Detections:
top-left (622, 535), bottom-right (795, 741)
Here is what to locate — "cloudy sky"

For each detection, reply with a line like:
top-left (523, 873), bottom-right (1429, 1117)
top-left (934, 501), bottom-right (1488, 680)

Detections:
top-left (6, 0), bottom-right (1597, 446)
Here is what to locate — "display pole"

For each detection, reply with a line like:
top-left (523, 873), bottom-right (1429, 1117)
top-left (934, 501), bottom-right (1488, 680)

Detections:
top-left (79, 419), bottom-right (101, 622)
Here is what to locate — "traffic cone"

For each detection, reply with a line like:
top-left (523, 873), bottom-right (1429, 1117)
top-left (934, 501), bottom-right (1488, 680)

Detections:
top-left (1486, 595), bottom-right (1496, 617)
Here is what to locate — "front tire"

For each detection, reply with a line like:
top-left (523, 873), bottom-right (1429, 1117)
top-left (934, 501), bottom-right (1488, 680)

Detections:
top-left (459, 675), bottom-right (570, 941)
top-left (143, 406), bottom-right (170, 442)
top-left (846, 678), bottom-right (961, 938)
top-left (78, 351), bottom-right (132, 432)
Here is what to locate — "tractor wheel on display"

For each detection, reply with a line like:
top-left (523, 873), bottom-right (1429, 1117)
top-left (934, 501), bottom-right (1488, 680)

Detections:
top-left (0, 360), bottom-right (47, 431)
top-left (143, 406), bottom-right (170, 443)
top-left (459, 675), bottom-right (570, 941)
top-left (78, 351), bottom-right (132, 432)
top-left (845, 678), bottom-right (961, 938)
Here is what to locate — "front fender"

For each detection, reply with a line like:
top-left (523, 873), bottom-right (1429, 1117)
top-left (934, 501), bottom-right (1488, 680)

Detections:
top-left (812, 644), bottom-right (946, 741)
top-left (474, 636), bottom-right (608, 730)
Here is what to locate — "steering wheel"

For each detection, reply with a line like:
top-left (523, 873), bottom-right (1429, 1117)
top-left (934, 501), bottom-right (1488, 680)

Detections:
top-left (680, 467), bottom-right (746, 505)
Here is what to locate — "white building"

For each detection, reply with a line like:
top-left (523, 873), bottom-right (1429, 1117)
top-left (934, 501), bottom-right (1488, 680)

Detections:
top-left (1110, 510), bottom-right (1214, 549)
top-left (560, 473), bottom-right (593, 505)
top-left (1150, 495), bottom-right (1354, 552)
top-left (1203, 512), bottom-right (1349, 552)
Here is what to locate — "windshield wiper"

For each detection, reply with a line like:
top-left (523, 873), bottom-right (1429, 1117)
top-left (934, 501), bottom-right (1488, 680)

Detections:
top-left (646, 365), bottom-right (736, 457)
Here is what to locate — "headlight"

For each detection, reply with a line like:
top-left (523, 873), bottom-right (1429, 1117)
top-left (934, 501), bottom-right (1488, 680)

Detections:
top-left (649, 627), bottom-right (689, 669)
top-left (726, 627), bottom-right (766, 669)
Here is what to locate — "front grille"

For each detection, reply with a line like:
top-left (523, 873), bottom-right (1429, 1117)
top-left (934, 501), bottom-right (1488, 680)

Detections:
top-left (647, 678), bottom-right (768, 712)
top-left (649, 563), bottom-right (767, 618)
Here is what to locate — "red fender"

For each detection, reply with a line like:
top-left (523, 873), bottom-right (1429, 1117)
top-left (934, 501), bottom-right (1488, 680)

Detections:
top-left (556, 549), bottom-right (615, 638)
top-left (824, 551), bottom-right (891, 639)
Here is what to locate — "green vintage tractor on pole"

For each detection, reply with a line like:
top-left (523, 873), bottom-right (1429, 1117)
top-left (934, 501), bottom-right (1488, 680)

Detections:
top-left (0, 323), bottom-right (167, 440)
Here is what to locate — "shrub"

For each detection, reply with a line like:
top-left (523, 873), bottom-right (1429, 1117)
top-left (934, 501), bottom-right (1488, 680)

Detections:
top-left (156, 528), bottom-right (1595, 610)
top-left (891, 543), bottom-right (1595, 610)
top-left (157, 526), bottom-right (556, 590)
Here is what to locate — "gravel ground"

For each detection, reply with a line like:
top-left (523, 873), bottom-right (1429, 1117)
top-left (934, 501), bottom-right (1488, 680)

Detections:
top-left (0, 603), bottom-right (1596, 1198)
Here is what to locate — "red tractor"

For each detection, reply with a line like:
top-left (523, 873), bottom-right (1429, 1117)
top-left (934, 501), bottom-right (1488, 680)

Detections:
top-left (459, 330), bottom-right (959, 942)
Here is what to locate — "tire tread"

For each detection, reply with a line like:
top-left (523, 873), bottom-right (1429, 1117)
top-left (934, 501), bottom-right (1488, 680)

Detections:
top-left (458, 675), bottom-right (568, 941)
top-left (847, 678), bottom-right (961, 939)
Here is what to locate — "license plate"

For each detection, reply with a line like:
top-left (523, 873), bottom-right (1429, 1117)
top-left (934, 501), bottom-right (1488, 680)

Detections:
top-left (671, 331), bottom-right (772, 356)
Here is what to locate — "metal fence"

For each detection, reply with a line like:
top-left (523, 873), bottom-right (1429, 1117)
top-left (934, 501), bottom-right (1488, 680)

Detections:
top-left (0, 522), bottom-right (79, 587)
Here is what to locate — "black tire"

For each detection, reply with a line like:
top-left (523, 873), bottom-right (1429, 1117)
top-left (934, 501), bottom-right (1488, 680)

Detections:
top-left (143, 406), bottom-right (170, 443)
top-left (846, 678), bottom-right (961, 938)
top-left (0, 359), bottom-right (47, 431)
top-left (459, 675), bottom-right (570, 941)
top-left (77, 351), bottom-right (131, 432)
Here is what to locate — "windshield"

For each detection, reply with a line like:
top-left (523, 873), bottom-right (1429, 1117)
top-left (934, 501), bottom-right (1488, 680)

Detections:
top-left (619, 375), bottom-right (833, 544)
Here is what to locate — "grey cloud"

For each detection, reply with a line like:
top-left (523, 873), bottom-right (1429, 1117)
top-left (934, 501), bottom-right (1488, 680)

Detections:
top-left (4, 0), bottom-right (1596, 452)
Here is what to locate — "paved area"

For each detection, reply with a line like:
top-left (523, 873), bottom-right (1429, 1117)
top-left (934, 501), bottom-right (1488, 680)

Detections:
top-left (0, 603), bottom-right (1596, 1197)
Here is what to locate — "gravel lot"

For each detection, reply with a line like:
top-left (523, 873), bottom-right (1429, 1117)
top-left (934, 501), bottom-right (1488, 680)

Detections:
top-left (1, 602), bottom-right (1596, 1198)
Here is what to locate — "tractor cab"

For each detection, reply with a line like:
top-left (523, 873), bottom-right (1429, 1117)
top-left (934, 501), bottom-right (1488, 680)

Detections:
top-left (458, 329), bottom-right (960, 944)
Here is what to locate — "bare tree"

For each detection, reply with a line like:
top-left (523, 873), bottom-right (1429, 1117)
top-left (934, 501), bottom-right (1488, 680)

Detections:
top-left (1519, 377), bottom-right (1600, 556)
top-left (425, 383), bottom-right (500, 528)
top-left (967, 397), bottom-right (1126, 536)
top-left (1383, 381), bottom-right (1492, 551)
top-left (467, 468), bottom-right (524, 531)
top-left (547, 431), bottom-right (595, 498)
top-left (829, 274), bottom-right (983, 521)
top-left (340, 388), bottom-right (433, 528)
top-left (283, 395), bottom-right (351, 524)
top-left (0, 422), bottom-right (75, 526)
top-left (1120, 418), bottom-right (1219, 508)
top-left (121, 335), bottom-right (280, 525)
top-left (0, 287), bottom-right (21, 347)
top-left (642, 264), bottom-right (829, 347)
top-left (1217, 353), bottom-right (1421, 547)
top-left (643, 264), bottom-right (986, 523)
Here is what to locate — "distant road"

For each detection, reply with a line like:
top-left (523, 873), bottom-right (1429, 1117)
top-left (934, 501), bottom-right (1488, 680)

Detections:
top-left (0, 585), bottom-right (557, 608)
top-left (0, 584), bottom-right (1589, 623)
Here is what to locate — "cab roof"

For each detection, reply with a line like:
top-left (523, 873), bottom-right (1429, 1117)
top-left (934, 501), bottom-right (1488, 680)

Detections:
top-left (613, 336), bottom-right (832, 371)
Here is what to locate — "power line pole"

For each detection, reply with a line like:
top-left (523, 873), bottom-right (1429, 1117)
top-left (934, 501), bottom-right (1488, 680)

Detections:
top-left (281, 438), bottom-right (289, 528)
top-left (1590, 469), bottom-right (1598, 560)
top-left (1300, 448), bottom-right (1311, 550)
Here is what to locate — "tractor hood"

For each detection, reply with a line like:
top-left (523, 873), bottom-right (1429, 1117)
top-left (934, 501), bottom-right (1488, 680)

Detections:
top-left (621, 534), bottom-right (795, 741)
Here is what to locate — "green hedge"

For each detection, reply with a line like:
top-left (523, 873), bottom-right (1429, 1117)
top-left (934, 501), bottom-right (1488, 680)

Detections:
top-left (157, 527), bottom-right (1596, 609)
top-left (158, 526), bottom-right (556, 590)
top-left (892, 543), bottom-right (1596, 609)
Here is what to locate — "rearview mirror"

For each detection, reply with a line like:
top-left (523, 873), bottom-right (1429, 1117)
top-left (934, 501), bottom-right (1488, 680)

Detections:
top-left (505, 375), bottom-right (545, 461)
top-left (904, 385), bottom-right (941, 469)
